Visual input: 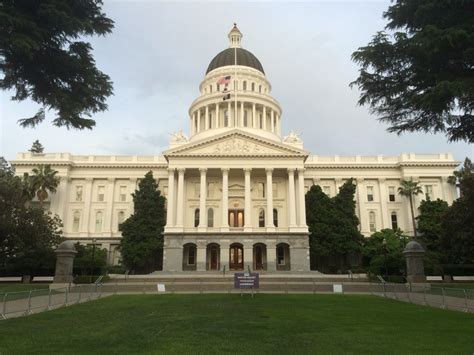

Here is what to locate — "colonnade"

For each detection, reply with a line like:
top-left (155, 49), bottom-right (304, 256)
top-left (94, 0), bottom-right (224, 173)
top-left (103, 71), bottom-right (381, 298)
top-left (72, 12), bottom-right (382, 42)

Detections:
top-left (165, 167), bottom-right (307, 231)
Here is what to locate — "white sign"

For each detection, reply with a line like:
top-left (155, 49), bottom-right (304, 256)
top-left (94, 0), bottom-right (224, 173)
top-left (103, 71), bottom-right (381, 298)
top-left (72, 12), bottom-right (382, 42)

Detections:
top-left (157, 283), bottom-right (166, 292)
top-left (333, 284), bottom-right (343, 293)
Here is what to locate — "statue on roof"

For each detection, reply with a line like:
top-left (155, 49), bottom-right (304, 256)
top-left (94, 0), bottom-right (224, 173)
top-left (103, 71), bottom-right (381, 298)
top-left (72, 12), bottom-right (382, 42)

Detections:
top-left (283, 130), bottom-right (302, 143)
top-left (170, 129), bottom-right (188, 144)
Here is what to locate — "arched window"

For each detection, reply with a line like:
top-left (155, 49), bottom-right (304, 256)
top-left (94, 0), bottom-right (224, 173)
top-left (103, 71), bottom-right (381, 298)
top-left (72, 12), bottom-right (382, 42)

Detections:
top-left (369, 211), bottom-right (376, 233)
top-left (273, 208), bottom-right (278, 227)
top-left (95, 211), bottom-right (103, 233)
top-left (243, 81), bottom-right (247, 91)
top-left (208, 208), bottom-right (214, 227)
top-left (194, 208), bottom-right (200, 227)
top-left (72, 211), bottom-right (80, 232)
top-left (224, 110), bottom-right (229, 127)
top-left (243, 111), bottom-right (248, 127)
top-left (251, 82), bottom-right (255, 91)
top-left (118, 211), bottom-right (125, 230)
top-left (391, 212), bottom-right (398, 230)
top-left (259, 209), bottom-right (265, 228)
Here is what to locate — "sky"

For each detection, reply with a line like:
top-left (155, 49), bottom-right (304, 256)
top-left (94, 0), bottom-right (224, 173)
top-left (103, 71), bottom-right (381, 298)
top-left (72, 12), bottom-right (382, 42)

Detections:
top-left (1, 0), bottom-right (472, 162)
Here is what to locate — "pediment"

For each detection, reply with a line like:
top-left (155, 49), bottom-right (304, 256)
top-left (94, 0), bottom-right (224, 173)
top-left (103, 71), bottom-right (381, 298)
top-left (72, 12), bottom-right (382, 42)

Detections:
top-left (163, 130), bottom-right (308, 158)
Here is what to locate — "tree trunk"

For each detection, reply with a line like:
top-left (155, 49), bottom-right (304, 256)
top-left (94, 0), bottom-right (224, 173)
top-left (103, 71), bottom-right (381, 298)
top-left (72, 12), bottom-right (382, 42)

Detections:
top-left (409, 196), bottom-right (417, 239)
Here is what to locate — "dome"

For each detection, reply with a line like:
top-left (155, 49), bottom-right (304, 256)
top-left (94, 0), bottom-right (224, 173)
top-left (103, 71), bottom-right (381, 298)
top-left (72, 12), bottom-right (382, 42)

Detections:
top-left (206, 48), bottom-right (265, 75)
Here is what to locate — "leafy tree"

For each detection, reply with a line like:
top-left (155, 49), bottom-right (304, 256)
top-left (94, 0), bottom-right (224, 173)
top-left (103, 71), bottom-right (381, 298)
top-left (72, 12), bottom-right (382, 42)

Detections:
top-left (441, 174), bottom-right (474, 264)
top-left (73, 243), bottom-right (107, 275)
top-left (398, 179), bottom-right (423, 238)
top-left (0, 1), bottom-right (114, 129)
top-left (306, 179), bottom-right (364, 271)
top-left (448, 157), bottom-right (474, 196)
top-left (120, 171), bottom-right (166, 273)
top-left (29, 165), bottom-right (60, 206)
top-left (362, 229), bottom-right (407, 277)
top-left (416, 198), bottom-right (449, 254)
top-left (351, 0), bottom-right (474, 143)
top-left (29, 140), bottom-right (44, 154)
top-left (0, 162), bottom-right (63, 276)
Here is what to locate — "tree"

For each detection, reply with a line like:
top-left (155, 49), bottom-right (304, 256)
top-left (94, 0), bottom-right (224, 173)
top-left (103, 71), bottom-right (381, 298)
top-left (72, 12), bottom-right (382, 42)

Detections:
top-left (416, 198), bottom-right (449, 253)
top-left (306, 180), bottom-right (364, 272)
top-left (448, 157), bottom-right (474, 196)
top-left (29, 140), bottom-right (44, 154)
top-left (0, 1), bottom-right (114, 130)
top-left (398, 179), bottom-right (423, 238)
top-left (29, 165), bottom-right (60, 206)
top-left (441, 173), bottom-right (474, 264)
top-left (119, 171), bottom-right (166, 273)
top-left (0, 161), bottom-right (63, 276)
top-left (351, 0), bottom-right (474, 143)
top-left (73, 243), bottom-right (107, 276)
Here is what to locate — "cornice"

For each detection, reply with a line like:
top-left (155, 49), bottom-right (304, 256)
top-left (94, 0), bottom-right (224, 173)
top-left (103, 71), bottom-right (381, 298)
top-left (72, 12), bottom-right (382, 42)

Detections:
top-left (305, 162), bottom-right (459, 169)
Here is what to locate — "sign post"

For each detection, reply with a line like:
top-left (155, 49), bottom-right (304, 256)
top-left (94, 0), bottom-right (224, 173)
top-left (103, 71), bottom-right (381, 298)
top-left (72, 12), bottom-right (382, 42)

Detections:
top-left (234, 272), bottom-right (259, 297)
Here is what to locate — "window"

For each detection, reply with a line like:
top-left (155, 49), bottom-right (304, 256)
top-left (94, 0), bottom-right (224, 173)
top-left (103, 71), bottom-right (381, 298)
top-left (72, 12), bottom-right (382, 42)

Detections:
top-left (187, 245), bottom-right (196, 265)
top-left (194, 208), bottom-right (200, 227)
top-left (118, 211), bottom-right (125, 230)
top-left (243, 111), bottom-right (248, 127)
top-left (207, 208), bottom-right (214, 227)
top-left (194, 117), bottom-right (198, 132)
top-left (323, 186), bottom-right (331, 197)
top-left (425, 185), bottom-right (433, 199)
top-left (97, 186), bottom-right (105, 202)
top-left (207, 182), bottom-right (214, 198)
top-left (75, 186), bottom-right (83, 202)
top-left (208, 113), bottom-right (212, 129)
top-left (119, 186), bottom-right (127, 202)
top-left (257, 182), bottom-right (265, 198)
top-left (259, 113), bottom-right (263, 129)
top-left (194, 182), bottom-right (200, 198)
top-left (251, 82), bottom-right (255, 91)
top-left (367, 186), bottom-right (374, 202)
top-left (259, 209), bottom-right (265, 228)
top-left (272, 182), bottom-right (278, 198)
top-left (391, 212), bottom-right (398, 230)
top-left (95, 211), bottom-right (103, 232)
top-left (388, 186), bottom-right (396, 202)
top-left (273, 208), bottom-right (278, 228)
top-left (224, 109), bottom-right (229, 127)
top-left (369, 211), bottom-right (376, 233)
top-left (243, 81), bottom-right (247, 91)
top-left (72, 211), bottom-right (80, 232)
top-left (277, 245), bottom-right (285, 265)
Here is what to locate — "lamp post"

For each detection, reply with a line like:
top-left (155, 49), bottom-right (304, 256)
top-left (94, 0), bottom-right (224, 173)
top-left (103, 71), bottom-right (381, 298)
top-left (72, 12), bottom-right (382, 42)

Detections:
top-left (91, 238), bottom-right (97, 282)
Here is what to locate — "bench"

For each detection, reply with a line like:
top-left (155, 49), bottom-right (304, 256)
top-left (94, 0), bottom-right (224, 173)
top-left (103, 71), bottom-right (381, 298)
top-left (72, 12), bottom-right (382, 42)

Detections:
top-left (33, 276), bottom-right (54, 282)
top-left (426, 276), bottom-right (443, 281)
top-left (452, 276), bottom-right (474, 281)
top-left (0, 277), bottom-right (22, 282)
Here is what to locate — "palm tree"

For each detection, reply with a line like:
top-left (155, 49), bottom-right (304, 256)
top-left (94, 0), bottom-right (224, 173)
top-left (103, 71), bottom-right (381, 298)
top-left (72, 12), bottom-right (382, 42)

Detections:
top-left (398, 179), bottom-right (423, 239)
top-left (30, 165), bottom-right (60, 207)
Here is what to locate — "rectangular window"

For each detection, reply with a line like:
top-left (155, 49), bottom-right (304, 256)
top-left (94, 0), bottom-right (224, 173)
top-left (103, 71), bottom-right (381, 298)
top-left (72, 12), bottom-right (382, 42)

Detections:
top-left (388, 186), bottom-right (396, 202)
top-left (207, 182), bottom-right (214, 198)
top-left (119, 185), bottom-right (127, 202)
top-left (369, 212), bottom-right (376, 232)
top-left (258, 182), bottom-right (265, 198)
top-left (367, 186), bottom-right (374, 202)
top-left (97, 186), bottom-right (105, 202)
top-left (194, 183), bottom-right (200, 198)
top-left (72, 211), bottom-right (80, 232)
top-left (391, 213), bottom-right (398, 230)
top-left (425, 185), bottom-right (433, 199)
top-left (272, 182), bottom-right (278, 198)
top-left (75, 186), bottom-right (83, 202)
top-left (188, 247), bottom-right (195, 265)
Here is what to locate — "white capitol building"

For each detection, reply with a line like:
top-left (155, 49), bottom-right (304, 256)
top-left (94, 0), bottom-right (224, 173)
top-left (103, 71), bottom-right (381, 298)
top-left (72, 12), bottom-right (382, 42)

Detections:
top-left (13, 25), bottom-right (458, 273)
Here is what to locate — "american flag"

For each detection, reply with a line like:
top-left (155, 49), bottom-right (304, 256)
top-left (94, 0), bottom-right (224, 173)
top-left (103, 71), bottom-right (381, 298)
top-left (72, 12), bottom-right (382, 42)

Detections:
top-left (217, 75), bottom-right (231, 85)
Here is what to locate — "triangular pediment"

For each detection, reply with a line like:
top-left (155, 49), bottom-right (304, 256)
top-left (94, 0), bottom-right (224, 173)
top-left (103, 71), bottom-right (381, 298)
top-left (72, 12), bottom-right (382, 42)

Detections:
top-left (163, 130), bottom-right (308, 158)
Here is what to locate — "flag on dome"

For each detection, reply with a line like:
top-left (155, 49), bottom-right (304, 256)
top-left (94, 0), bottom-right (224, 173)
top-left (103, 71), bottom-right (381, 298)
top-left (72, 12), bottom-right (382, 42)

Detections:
top-left (217, 75), bottom-right (231, 85)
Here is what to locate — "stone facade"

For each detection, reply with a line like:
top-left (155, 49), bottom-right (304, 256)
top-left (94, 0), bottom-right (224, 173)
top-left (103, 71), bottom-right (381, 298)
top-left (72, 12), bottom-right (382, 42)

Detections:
top-left (11, 25), bottom-right (459, 273)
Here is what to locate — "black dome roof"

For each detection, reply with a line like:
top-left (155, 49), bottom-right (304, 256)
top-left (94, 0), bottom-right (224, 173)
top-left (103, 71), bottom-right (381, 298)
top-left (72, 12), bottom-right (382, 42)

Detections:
top-left (206, 48), bottom-right (265, 75)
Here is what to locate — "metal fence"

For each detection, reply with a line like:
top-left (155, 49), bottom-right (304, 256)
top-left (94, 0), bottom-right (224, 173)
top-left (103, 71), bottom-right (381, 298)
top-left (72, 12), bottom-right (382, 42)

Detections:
top-left (371, 282), bottom-right (474, 313)
top-left (1, 284), bottom-right (103, 319)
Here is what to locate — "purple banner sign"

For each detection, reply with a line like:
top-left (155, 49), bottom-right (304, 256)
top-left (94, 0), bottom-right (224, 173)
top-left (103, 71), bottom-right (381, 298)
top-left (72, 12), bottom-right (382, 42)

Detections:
top-left (234, 273), bottom-right (259, 289)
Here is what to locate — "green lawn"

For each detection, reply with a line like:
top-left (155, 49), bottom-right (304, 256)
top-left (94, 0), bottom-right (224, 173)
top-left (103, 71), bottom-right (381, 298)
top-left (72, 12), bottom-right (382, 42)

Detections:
top-left (0, 294), bottom-right (473, 354)
top-left (0, 283), bottom-right (49, 293)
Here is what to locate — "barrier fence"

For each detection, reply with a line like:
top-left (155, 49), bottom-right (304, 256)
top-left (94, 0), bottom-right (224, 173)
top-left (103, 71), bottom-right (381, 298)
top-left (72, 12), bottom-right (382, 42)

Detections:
top-left (1, 284), bottom-right (102, 319)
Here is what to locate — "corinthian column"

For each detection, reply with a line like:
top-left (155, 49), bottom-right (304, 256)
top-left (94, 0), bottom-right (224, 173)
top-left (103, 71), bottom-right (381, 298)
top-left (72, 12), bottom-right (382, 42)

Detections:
top-left (165, 169), bottom-right (175, 229)
top-left (198, 168), bottom-right (207, 231)
top-left (297, 168), bottom-right (307, 229)
top-left (244, 168), bottom-right (252, 232)
top-left (265, 168), bottom-right (274, 231)
top-left (288, 169), bottom-right (297, 228)
top-left (221, 168), bottom-right (229, 232)
top-left (176, 168), bottom-right (185, 228)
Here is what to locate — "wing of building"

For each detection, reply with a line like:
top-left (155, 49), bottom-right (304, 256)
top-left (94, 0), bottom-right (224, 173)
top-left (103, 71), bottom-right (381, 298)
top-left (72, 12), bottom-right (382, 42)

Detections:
top-left (12, 25), bottom-right (459, 273)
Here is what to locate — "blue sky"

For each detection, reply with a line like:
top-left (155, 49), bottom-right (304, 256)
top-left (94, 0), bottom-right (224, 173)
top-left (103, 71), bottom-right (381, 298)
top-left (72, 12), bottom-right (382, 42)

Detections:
top-left (1, 1), bottom-right (472, 161)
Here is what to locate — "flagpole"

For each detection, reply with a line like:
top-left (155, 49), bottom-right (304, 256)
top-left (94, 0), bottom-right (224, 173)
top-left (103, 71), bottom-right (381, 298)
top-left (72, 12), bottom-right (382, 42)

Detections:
top-left (234, 44), bottom-right (237, 128)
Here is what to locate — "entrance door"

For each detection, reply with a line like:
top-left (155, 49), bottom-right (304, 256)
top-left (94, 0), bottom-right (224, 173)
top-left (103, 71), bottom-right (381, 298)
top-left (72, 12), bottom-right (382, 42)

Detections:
top-left (229, 244), bottom-right (244, 270)
top-left (208, 245), bottom-right (219, 271)
top-left (255, 245), bottom-right (263, 270)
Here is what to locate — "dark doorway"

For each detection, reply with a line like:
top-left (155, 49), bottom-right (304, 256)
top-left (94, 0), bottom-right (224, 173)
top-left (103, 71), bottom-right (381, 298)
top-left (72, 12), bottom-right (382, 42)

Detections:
top-left (207, 243), bottom-right (220, 271)
top-left (229, 243), bottom-right (244, 270)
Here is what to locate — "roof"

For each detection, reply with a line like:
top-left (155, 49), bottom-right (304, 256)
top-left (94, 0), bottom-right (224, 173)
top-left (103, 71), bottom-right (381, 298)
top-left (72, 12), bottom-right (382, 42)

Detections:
top-left (206, 48), bottom-right (265, 75)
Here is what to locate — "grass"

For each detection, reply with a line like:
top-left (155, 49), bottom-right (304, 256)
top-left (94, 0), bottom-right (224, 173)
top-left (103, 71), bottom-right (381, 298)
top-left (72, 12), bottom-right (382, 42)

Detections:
top-left (0, 294), bottom-right (473, 354)
top-left (0, 283), bottom-right (49, 293)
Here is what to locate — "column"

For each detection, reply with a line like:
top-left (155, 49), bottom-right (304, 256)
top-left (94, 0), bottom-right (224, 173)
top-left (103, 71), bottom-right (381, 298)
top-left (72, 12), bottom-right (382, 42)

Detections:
top-left (356, 178), bottom-right (368, 234)
top-left (176, 168), bottom-right (185, 228)
top-left (192, 113), bottom-right (196, 135)
top-left (104, 177), bottom-right (115, 235)
top-left (287, 169), bottom-right (297, 228)
top-left (215, 103), bottom-right (220, 128)
top-left (297, 168), bottom-right (307, 228)
top-left (276, 113), bottom-right (280, 135)
top-left (205, 105), bottom-right (209, 130)
top-left (266, 241), bottom-right (277, 271)
top-left (270, 109), bottom-right (275, 133)
top-left (252, 103), bottom-right (256, 128)
top-left (244, 168), bottom-right (252, 232)
top-left (262, 106), bottom-right (267, 130)
top-left (166, 169), bottom-right (175, 228)
top-left (198, 168), bottom-right (207, 231)
top-left (378, 178), bottom-right (389, 229)
top-left (265, 168), bottom-right (274, 230)
top-left (244, 244), bottom-right (253, 271)
top-left (240, 101), bottom-right (244, 127)
top-left (196, 241), bottom-right (206, 271)
top-left (197, 109), bottom-right (201, 132)
top-left (220, 241), bottom-right (229, 272)
top-left (221, 168), bottom-right (229, 231)
top-left (227, 101), bottom-right (231, 126)
top-left (81, 178), bottom-right (93, 235)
